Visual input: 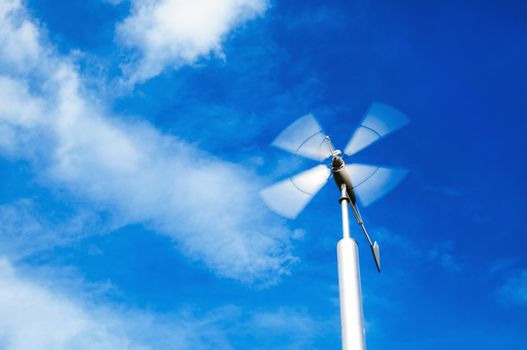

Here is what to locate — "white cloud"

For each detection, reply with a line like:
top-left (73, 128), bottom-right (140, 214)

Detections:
top-left (0, 2), bottom-right (322, 348)
top-left (0, 259), bottom-right (196, 349)
top-left (0, 0), bottom-right (294, 283)
top-left (116, 0), bottom-right (268, 83)
top-left (498, 269), bottom-right (527, 306)
top-left (248, 308), bottom-right (318, 349)
top-left (0, 0), bottom-right (42, 71)
top-left (0, 257), bottom-right (147, 349)
top-left (0, 257), bottom-right (319, 349)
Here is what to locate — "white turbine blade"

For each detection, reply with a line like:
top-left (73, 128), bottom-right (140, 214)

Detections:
top-left (272, 114), bottom-right (332, 161)
top-left (344, 103), bottom-right (409, 156)
top-left (346, 164), bottom-right (408, 206)
top-left (260, 165), bottom-right (330, 219)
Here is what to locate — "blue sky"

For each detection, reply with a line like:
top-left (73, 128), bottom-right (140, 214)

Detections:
top-left (0, 0), bottom-right (526, 348)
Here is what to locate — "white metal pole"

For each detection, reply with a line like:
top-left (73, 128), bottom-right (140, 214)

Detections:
top-left (338, 185), bottom-right (366, 350)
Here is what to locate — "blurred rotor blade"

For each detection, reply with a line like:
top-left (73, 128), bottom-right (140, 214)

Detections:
top-left (346, 164), bottom-right (408, 206)
top-left (344, 103), bottom-right (409, 156)
top-left (272, 114), bottom-right (332, 161)
top-left (260, 165), bottom-right (330, 219)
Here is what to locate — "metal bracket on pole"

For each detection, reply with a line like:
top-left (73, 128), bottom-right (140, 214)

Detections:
top-left (349, 202), bottom-right (381, 273)
top-left (340, 184), bottom-right (351, 240)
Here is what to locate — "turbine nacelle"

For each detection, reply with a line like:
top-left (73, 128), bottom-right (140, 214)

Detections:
top-left (331, 155), bottom-right (358, 205)
top-left (324, 136), bottom-right (359, 204)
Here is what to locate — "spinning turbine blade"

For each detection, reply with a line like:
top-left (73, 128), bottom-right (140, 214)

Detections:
top-left (346, 164), bottom-right (408, 206)
top-left (260, 165), bottom-right (330, 219)
top-left (272, 114), bottom-right (332, 161)
top-left (344, 103), bottom-right (409, 156)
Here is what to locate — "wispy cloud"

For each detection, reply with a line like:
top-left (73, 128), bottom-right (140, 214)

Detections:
top-left (0, 0), bottom-right (294, 283)
top-left (369, 228), bottom-right (462, 272)
top-left (424, 185), bottom-right (464, 198)
top-left (498, 269), bottom-right (527, 306)
top-left (0, 257), bottom-right (151, 349)
top-left (0, 199), bottom-right (106, 260)
top-left (426, 240), bottom-right (461, 272)
top-left (488, 258), bottom-right (518, 275)
top-left (0, 256), bottom-right (319, 349)
top-left (115, 0), bottom-right (269, 84)
top-left (247, 308), bottom-right (319, 349)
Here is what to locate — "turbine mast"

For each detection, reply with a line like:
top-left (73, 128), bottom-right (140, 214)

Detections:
top-left (260, 105), bottom-right (410, 350)
top-left (337, 184), bottom-right (366, 350)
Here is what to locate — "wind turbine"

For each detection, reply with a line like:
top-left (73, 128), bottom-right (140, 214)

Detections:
top-left (260, 103), bottom-right (409, 350)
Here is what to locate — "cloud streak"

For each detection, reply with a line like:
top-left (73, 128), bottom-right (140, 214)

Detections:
top-left (0, 257), bottom-right (145, 349)
top-left (0, 257), bottom-right (319, 349)
top-left (498, 269), bottom-right (527, 306)
top-left (426, 240), bottom-right (461, 272)
top-left (0, 199), bottom-right (106, 260)
top-left (0, 0), bottom-right (294, 283)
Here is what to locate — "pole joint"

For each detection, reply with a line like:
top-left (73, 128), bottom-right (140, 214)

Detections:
top-left (339, 184), bottom-right (350, 204)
